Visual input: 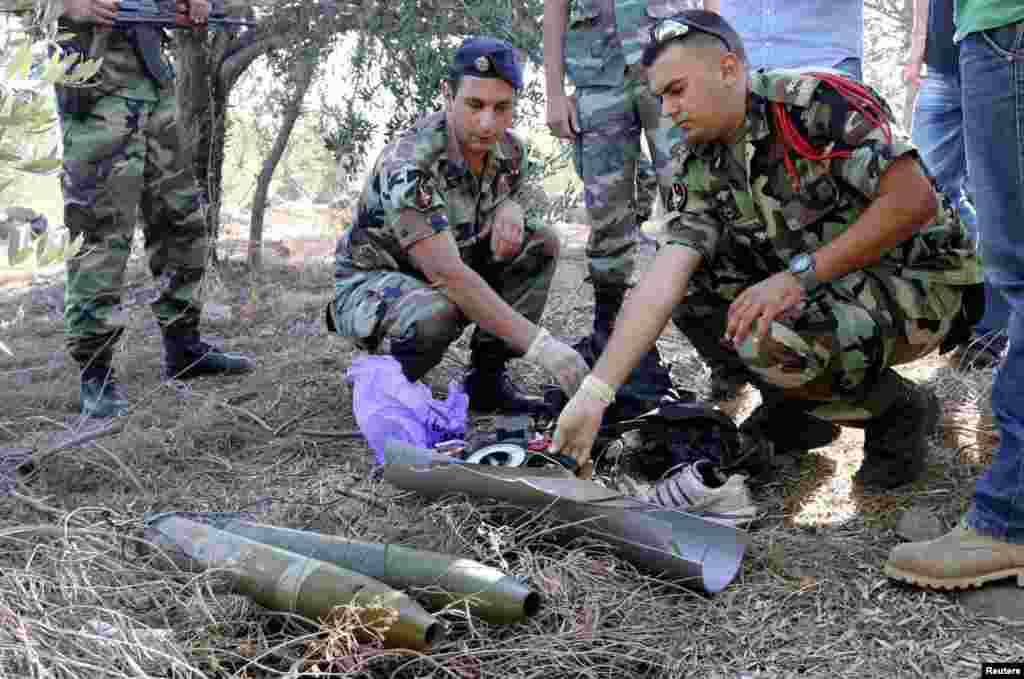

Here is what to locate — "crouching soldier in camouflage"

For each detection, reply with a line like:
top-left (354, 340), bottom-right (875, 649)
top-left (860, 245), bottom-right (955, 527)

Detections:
top-left (54, 0), bottom-right (255, 418)
top-left (553, 11), bottom-right (983, 489)
top-left (327, 38), bottom-right (589, 412)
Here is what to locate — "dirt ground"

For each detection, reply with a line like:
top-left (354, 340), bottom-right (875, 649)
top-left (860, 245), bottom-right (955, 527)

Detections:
top-left (0, 221), bottom-right (1019, 678)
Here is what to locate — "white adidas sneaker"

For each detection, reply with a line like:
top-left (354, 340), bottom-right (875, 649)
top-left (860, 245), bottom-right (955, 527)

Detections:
top-left (650, 460), bottom-right (758, 528)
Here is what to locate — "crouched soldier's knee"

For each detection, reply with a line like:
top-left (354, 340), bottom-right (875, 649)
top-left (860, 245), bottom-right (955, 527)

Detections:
top-left (390, 308), bottom-right (464, 382)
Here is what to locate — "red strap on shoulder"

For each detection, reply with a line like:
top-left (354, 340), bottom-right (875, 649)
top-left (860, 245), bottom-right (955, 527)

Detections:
top-left (771, 72), bottom-right (894, 191)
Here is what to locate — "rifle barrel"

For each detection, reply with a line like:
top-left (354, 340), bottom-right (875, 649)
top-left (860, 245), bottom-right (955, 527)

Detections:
top-left (112, 15), bottom-right (257, 26)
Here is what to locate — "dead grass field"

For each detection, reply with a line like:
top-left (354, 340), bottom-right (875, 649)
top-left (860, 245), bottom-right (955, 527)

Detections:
top-left (0, 225), bottom-right (1021, 678)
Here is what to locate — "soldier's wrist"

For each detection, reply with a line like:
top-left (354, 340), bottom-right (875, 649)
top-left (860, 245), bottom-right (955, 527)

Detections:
top-left (787, 252), bottom-right (820, 292)
top-left (579, 374), bottom-right (616, 405)
top-left (524, 327), bottom-right (551, 362)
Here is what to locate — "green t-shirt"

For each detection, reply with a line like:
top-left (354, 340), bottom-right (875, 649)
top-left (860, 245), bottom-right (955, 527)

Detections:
top-left (954, 0), bottom-right (1024, 42)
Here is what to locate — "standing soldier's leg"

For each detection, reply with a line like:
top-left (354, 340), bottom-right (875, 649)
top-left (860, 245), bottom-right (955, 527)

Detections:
top-left (574, 83), bottom-right (642, 345)
top-left (141, 91), bottom-right (254, 379)
top-left (61, 95), bottom-right (147, 418)
top-left (634, 154), bottom-right (659, 227)
top-left (464, 224), bottom-right (560, 413)
top-left (633, 152), bottom-right (662, 269)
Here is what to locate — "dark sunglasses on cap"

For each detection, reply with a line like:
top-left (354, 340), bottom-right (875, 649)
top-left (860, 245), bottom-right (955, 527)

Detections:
top-left (649, 16), bottom-right (735, 54)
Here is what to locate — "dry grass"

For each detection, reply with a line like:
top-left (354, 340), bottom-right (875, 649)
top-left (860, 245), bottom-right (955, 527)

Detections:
top-left (1, 227), bottom-right (1023, 678)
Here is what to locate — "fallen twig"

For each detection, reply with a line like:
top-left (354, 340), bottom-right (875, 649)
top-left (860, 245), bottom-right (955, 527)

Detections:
top-left (295, 428), bottom-right (364, 439)
top-left (10, 487), bottom-right (69, 520)
top-left (336, 487), bottom-right (394, 512)
top-left (29, 421), bottom-right (125, 467)
top-left (272, 407), bottom-right (326, 437)
top-left (218, 401), bottom-right (275, 433)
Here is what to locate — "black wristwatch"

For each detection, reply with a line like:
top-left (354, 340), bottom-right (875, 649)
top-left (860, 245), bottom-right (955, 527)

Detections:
top-left (788, 253), bottom-right (819, 292)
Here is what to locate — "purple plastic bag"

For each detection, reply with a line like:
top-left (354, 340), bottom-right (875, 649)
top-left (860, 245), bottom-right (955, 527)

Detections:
top-left (347, 356), bottom-right (469, 465)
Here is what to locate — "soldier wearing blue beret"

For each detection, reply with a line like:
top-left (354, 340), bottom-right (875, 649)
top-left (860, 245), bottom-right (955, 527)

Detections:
top-left (449, 36), bottom-right (526, 90)
top-left (328, 37), bottom-right (589, 413)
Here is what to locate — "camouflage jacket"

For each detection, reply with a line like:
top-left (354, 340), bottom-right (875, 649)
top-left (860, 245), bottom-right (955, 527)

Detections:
top-left (58, 21), bottom-right (168, 101)
top-left (335, 111), bottom-right (538, 277)
top-left (666, 69), bottom-right (983, 314)
top-left (565, 0), bottom-right (700, 87)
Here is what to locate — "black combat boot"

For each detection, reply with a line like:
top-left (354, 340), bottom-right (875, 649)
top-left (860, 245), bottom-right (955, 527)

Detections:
top-left (463, 342), bottom-right (545, 414)
top-left (591, 286), bottom-right (624, 352)
top-left (586, 285), bottom-right (674, 419)
top-left (855, 371), bottom-right (941, 490)
top-left (162, 325), bottom-right (256, 380)
top-left (709, 364), bottom-right (750, 401)
top-left (80, 364), bottom-right (130, 418)
top-left (740, 399), bottom-right (842, 454)
top-left (464, 368), bottom-right (546, 414)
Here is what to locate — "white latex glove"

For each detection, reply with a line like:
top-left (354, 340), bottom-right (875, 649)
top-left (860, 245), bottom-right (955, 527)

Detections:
top-left (524, 328), bottom-right (588, 397)
top-left (550, 374), bottom-right (616, 472)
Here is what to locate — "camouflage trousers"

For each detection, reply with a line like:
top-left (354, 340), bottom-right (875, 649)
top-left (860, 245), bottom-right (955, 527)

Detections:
top-left (634, 154), bottom-right (659, 225)
top-left (574, 69), bottom-right (683, 291)
top-left (674, 269), bottom-right (962, 421)
top-left (59, 89), bottom-right (208, 368)
top-left (329, 225), bottom-right (560, 381)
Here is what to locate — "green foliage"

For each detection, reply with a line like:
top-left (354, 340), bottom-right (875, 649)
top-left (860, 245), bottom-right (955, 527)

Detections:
top-left (354, 0), bottom-right (545, 138)
top-left (221, 102), bottom-right (337, 207)
top-left (320, 98), bottom-right (375, 186)
top-left (1, 2), bottom-right (99, 272)
top-left (322, 0), bottom-right (572, 214)
top-left (6, 229), bottom-right (83, 269)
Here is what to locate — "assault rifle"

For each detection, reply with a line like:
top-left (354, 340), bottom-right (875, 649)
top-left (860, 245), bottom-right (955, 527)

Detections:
top-left (104, 0), bottom-right (254, 30)
top-left (90, 0), bottom-right (256, 60)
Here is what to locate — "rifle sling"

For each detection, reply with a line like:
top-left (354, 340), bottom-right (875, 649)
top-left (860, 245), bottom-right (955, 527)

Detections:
top-left (129, 25), bottom-right (173, 86)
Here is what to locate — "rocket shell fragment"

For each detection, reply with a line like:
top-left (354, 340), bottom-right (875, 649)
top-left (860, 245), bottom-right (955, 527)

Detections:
top-left (145, 514), bottom-right (442, 650)
top-left (381, 464), bottom-right (749, 593)
top-left (210, 519), bottom-right (541, 625)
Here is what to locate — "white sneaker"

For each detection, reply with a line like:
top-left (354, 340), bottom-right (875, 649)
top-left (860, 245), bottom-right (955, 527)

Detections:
top-left (651, 460), bottom-right (758, 528)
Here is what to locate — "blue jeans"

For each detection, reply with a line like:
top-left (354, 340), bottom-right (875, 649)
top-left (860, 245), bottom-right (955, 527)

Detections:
top-left (912, 69), bottom-right (1011, 336)
top-left (961, 21), bottom-right (1024, 544)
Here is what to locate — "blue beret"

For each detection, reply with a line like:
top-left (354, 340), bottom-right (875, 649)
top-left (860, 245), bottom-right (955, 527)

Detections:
top-left (450, 37), bottom-right (524, 90)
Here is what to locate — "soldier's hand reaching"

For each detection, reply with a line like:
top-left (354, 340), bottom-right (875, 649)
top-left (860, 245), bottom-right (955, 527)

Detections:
top-left (546, 92), bottom-right (579, 141)
top-left (551, 374), bottom-right (616, 474)
top-left (524, 328), bottom-right (589, 397)
top-left (726, 271), bottom-right (805, 349)
top-left (490, 200), bottom-right (525, 261)
top-left (63, 0), bottom-right (119, 26)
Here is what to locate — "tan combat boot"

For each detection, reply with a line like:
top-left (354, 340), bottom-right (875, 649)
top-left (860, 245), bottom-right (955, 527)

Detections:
top-left (884, 521), bottom-right (1024, 590)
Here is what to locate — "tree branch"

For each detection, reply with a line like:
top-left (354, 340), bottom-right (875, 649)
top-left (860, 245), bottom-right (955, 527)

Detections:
top-left (218, 33), bottom-right (292, 91)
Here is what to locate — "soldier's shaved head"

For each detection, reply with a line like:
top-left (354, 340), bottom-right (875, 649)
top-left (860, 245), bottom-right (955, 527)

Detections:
top-left (641, 11), bottom-right (748, 68)
top-left (674, 32), bottom-right (746, 68)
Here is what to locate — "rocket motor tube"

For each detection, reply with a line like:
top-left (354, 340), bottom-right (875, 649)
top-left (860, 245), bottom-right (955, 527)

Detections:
top-left (145, 515), bottom-right (442, 650)
top-left (211, 519), bottom-right (541, 625)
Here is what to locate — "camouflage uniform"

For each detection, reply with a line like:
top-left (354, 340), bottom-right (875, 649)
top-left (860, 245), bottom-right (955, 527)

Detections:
top-left (329, 112), bottom-right (559, 381)
top-left (56, 24), bottom-right (208, 368)
top-left (565, 0), bottom-right (698, 290)
top-left (634, 153), bottom-right (660, 224)
top-left (667, 70), bottom-right (983, 420)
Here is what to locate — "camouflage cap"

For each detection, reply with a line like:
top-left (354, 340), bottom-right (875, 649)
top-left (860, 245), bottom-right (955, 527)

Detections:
top-left (449, 36), bottom-right (524, 90)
